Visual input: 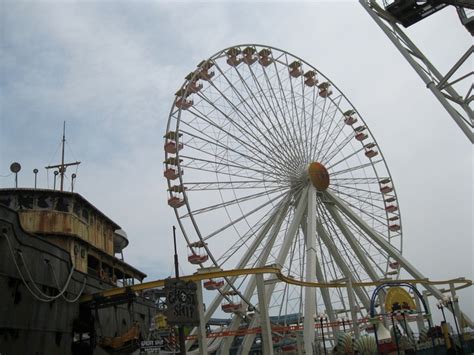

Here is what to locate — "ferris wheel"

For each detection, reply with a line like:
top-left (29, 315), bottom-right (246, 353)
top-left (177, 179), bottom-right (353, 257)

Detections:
top-left (164, 44), bottom-right (414, 353)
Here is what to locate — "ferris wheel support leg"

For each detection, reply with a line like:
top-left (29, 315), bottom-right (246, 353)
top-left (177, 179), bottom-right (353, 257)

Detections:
top-left (256, 273), bottom-right (274, 355)
top-left (240, 189), bottom-right (309, 355)
top-left (324, 200), bottom-right (387, 317)
top-left (196, 281), bottom-right (208, 355)
top-left (304, 186), bottom-right (318, 354)
top-left (449, 283), bottom-right (465, 335)
top-left (327, 190), bottom-right (474, 329)
top-left (301, 219), bottom-right (338, 345)
top-left (360, 0), bottom-right (474, 143)
top-left (316, 219), bottom-right (372, 311)
top-left (413, 292), bottom-right (426, 333)
top-left (346, 277), bottom-right (361, 340)
top-left (422, 290), bottom-right (433, 326)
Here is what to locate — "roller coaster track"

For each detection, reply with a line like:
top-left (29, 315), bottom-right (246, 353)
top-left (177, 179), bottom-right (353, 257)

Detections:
top-left (79, 265), bottom-right (472, 303)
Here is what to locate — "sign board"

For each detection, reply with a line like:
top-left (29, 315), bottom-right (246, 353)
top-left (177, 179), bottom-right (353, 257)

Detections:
top-left (140, 339), bottom-right (164, 353)
top-left (164, 279), bottom-right (199, 326)
top-left (384, 286), bottom-right (416, 312)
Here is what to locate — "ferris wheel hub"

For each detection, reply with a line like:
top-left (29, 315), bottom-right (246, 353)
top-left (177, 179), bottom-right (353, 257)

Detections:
top-left (308, 162), bottom-right (330, 191)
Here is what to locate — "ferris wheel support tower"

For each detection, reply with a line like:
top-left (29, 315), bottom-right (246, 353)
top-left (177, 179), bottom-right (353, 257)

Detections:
top-left (360, 0), bottom-right (474, 143)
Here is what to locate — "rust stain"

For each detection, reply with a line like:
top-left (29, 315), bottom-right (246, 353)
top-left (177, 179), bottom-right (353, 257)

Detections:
top-left (39, 212), bottom-right (46, 232)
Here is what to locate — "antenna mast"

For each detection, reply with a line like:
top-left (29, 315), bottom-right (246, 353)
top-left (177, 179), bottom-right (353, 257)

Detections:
top-left (60, 121), bottom-right (66, 191)
top-left (45, 121), bottom-right (81, 191)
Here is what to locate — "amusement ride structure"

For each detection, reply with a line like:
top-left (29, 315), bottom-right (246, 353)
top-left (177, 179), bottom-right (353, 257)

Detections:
top-left (163, 43), bottom-right (473, 353)
top-left (361, 0), bottom-right (474, 142)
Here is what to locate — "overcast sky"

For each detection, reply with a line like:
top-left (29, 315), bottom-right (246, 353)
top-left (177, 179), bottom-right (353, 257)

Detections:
top-left (1, 1), bottom-right (472, 319)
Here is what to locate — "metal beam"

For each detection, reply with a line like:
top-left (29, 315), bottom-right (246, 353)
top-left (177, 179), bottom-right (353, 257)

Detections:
top-left (315, 218), bottom-right (371, 310)
top-left (256, 273), bottom-right (274, 355)
top-left (196, 281), bottom-right (208, 355)
top-left (326, 190), bottom-right (474, 328)
top-left (360, 0), bottom-right (474, 143)
top-left (304, 186), bottom-right (318, 354)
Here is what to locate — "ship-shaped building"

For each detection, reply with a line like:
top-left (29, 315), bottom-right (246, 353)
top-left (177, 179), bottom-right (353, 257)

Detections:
top-left (0, 127), bottom-right (157, 354)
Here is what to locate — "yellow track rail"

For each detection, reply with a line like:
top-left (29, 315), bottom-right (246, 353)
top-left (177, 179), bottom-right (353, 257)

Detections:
top-left (80, 265), bottom-right (472, 303)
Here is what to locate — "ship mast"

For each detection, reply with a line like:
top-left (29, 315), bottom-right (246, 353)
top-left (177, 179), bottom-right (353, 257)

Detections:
top-left (45, 121), bottom-right (81, 191)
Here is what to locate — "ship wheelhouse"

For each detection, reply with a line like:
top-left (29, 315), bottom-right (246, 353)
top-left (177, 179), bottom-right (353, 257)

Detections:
top-left (0, 188), bottom-right (146, 286)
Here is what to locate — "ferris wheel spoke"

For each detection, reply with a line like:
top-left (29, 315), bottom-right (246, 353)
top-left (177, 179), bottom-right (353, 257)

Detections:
top-left (179, 154), bottom-right (278, 179)
top-left (301, 79), bottom-right (316, 165)
top-left (244, 61), bottom-right (303, 163)
top-left (330, 184), bottom-right (385, 203)
top-left (330, 159), bottom-right (383, 177)
top-left (325, 144), bottom-right (366, 171)
top-left (282, 54), bottom-right (309, 161)
top-left (182, 186), bottom-right (286, 219)
top-left (188, 99), bottom-right (282, 169)
top-left (178, 164), bottom-right (268, 182)
top-left (205, 194), bottom-right (289, 257)
top-left (330, 190), bottom-right (385, 220)
top-left (310, 97), bottom-right (330, 162)
top-left (228, 64), bottom-right (302, 166)
top-left (248, 59), bottom-right (305, 162)
top-left (184, 180), bottom-right (283, 191)
top-left (266, 58), bottom-right (307, 161)
top-left (331, 177), bottom-right (384, 185)
top-left (180, 125), bottom-right (278, 172)
top-left (318, 114), bottom-right (351, 164)
top-left (183, 141), bottom-right (277, 177)
top-left (314, 94), bottom-right (344, 162)
top-left (187, 101), bottom-right (281, 169)
top-left (212, 62), bottom-right (300, 166)
top-left (322, 133), bottom-right (355, 167)
top-left (327, 189), bottom-right (388, 227)
top-left (202, 68), bottom-right (290, 163)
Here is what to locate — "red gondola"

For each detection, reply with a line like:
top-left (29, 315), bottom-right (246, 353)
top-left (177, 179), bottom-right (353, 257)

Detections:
top-left (380, 185), bottom-right (393, 194)
top-left (304, 70), bottom-right (318, 87)
top-left (164, 141), bottom-right (183, 154)
top-left (385, 205), bottom-right (398, 213)
top-left (164, 168), bottom-right (180, 180)
top-left (318, 82), bottom-right (332, 98)
top-left (389, 224), bottom-right (400, 232)
top-left (365, 150), bottom-right (378, 158)
top-left (175, 97), bottom-right (193, 110)
top-left (355, 132), bottom-right (368, 141)
top-left (389, 261), bottom-right (400, 269)
top-left (242, 47), bottom-right (257, 65)
top-left (188, 242), bottom-right (208, 265)
top-left (204, 279), bottom-right (225, 290)
top-left (289, 61), bottom-right (303, 78)
top-left (168, 196), bottom-right (185, 209)
top-left (258, 49), bottom-right (272, 67)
